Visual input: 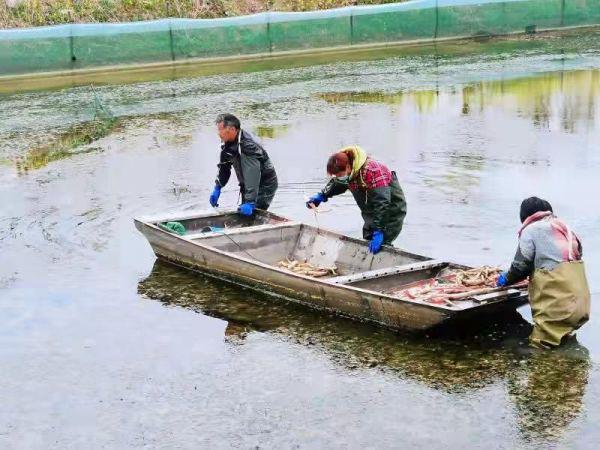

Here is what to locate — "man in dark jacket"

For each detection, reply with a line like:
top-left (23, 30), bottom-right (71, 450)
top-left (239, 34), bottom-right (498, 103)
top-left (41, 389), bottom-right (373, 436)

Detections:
top-left (306, 146), bottom-right (407, 254)
top-left (209, 114), bottom-right (278, 215)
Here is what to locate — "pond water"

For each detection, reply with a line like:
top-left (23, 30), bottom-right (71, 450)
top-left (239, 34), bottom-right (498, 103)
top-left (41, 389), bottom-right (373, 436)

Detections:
top-left (1, 29), bottom-right (599, 448)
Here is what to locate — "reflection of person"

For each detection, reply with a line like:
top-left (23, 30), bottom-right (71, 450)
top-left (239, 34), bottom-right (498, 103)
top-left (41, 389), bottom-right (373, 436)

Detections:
top-left (306, 146), bottom-right (407, 254)
top-left (497, 197), bottom-right (590, 348)
top-left (209, 113), bottom-right (278, 216)
top-left (508, 346), bottom-right (590, 443)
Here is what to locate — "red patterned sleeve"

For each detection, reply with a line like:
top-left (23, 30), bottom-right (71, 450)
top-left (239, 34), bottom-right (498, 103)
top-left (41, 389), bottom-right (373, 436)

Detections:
top-left (361, 159), bottom-right (392, 189)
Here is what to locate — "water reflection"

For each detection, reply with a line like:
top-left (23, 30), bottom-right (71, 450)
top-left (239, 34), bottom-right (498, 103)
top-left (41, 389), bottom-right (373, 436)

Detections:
top-left (319, 69), bottom-right (599, 133)
top-left (138, 261), bottom-right (590, 444)
top-left (320, 91), bottom-right (405, 105)
top-left (508, 348), bottom-right (590, 444)
top-left (253, 124), bottom-right (290, 139)
top-left (319, 90), bottom-right (440, 113)
top-left (465, 70), bottom-right (599, 133)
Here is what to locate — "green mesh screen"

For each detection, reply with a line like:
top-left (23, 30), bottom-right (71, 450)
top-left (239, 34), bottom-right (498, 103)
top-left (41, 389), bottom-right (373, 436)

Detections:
top-left (72, 21), bottom-right (173, 68)
top-left (436, 0), bottom-right (564, 38)
top-left (352, 1), bottom-right (437, 44)
top-left (268, 9), bottom-right (352, 52)
top-left (0, 25), bottom-right (72, 75)
top-left (1, 0), bottom-right (599, 77)
top-left (563, 0), bottom-right (600, 26)
top-left (172, 15), bottom-right (270, 59)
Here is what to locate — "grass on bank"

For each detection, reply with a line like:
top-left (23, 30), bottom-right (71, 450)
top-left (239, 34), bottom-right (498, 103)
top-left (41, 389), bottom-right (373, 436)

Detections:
top-left (0, 0), bottom-right (400, 28)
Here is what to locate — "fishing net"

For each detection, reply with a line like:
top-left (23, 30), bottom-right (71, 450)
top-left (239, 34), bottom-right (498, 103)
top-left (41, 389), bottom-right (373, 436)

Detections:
top-left (159, 221), bottom-right (186, 236)
top-left (15, 85), bottom-right (117, 173)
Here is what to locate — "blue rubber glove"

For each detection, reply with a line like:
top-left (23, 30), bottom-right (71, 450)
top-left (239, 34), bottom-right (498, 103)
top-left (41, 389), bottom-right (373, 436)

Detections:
top-left (209, 185), bottom-right (221, 207)
top-left (368, 230), bottom-right (384, 254)
top-left (238, 202), bottom-right (255, 216)
top-left (496, 271), bottom-right (509, 287)
top-left (306, 192), bottom-right (327, 209)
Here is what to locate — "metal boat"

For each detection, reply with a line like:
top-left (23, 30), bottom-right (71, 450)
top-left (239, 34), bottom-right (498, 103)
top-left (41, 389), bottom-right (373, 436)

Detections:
top-left (134, 210), bottom-right (527, 331)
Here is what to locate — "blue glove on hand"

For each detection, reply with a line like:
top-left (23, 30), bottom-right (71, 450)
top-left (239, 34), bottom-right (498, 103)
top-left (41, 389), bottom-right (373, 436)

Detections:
top-left (369, 230), bottom-right (384, 254)
top-left (238, 202), bottom-right (255, 216)
top-left (209, 185), bottom-right (221, 207)
top-left (306, 193), bottom-right (327, 209)
top-left (496, 271), bottom-right (508, 287)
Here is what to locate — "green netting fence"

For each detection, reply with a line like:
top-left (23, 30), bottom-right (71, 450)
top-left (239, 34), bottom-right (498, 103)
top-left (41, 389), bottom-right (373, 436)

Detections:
top-left (1, 0), bottom-right (599, 77)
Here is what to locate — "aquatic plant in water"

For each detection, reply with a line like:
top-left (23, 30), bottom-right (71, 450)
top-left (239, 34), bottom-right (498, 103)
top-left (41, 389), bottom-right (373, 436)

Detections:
top-left (15, 86), bottom-right (120, 173)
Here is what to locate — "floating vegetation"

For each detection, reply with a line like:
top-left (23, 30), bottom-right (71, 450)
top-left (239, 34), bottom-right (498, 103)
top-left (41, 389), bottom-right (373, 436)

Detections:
top-left (15, 118), bottom-right (119, 174)
top-left (319, 91), bottom-right (405, 105)
top-left (318, 89), bottom-right (439, 112)
top-left (161, 134), bottom-right (193, 147)
top-left (14, 85), bottom-right (120, 174)
top-left (254, 124), bottom-right (290, 139)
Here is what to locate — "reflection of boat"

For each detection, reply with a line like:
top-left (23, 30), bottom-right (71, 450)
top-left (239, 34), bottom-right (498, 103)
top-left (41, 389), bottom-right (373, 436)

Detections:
top-left (139, 261), bottom-right (591, 443)
top-left (138, 261), bottom-right (590, 395)
top-left (137, 260), bottom-right (529, 391)
top-left (134, 210), bottom-right (528, 331)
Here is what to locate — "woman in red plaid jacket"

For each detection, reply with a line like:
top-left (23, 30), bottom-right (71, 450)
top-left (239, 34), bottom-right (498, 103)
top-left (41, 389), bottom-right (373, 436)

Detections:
top-left (306, 146), bottom-right (407, 254)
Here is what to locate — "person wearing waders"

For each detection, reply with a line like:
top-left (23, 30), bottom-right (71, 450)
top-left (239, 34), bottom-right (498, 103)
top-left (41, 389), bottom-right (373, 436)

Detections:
top-left (306, 146), bottom-right (407, 254)
top-left (209, 114), bottom-right (278, 215)
top-left (496, 197), bottom-right (591, 349)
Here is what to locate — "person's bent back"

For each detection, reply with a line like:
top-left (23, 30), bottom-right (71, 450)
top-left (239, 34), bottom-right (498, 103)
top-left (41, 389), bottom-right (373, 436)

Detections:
top-left (497, 197), bottom-right (590, 348)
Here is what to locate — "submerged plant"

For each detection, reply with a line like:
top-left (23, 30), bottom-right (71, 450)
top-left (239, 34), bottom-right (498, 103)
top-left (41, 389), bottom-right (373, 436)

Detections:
top-left (15, 118), bottom-right (118, 173)
top-left (15, 86), bottom-right (120, 173)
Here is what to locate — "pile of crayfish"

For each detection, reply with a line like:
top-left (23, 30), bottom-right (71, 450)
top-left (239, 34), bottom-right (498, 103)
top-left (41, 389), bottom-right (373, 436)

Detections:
top-left (277, 259), bottom-right (338, 278)
top-left (384, 266), bottom-right (526, 306)
top-left (453, 266), bottom-right (503, 287)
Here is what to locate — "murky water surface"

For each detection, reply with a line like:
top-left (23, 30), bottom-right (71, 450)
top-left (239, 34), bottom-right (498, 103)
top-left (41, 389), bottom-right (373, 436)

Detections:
top-left (1, 30), bottom-right (600, 448)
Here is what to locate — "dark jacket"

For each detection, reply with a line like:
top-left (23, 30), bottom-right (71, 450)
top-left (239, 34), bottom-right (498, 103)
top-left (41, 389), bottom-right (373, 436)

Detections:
top-left (320, 163), bottom-right (407, 244)
top-left (215, 129), bottom-right (278, 207)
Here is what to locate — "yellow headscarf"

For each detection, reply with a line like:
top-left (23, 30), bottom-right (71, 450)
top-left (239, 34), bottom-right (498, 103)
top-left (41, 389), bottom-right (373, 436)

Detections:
top-left (339, 145), bottom-right (368, 179)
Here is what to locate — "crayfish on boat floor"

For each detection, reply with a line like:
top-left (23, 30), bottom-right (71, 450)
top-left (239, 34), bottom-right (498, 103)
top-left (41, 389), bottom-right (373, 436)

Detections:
top-left (384, 266), bottom-right (527, 305)
top-left (277, 259), bottom-right (338, 278)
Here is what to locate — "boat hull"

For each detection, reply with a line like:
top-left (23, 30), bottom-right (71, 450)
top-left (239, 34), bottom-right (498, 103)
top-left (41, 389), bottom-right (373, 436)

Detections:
top-left (134, 215), bottom-right (527, 331)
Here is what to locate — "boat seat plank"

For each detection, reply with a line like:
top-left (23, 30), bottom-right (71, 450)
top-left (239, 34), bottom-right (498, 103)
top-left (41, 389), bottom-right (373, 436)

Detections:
top-left (326, 260), bottom-right (446, 285)
top-left (181, 221), bottom-right (300, 241)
